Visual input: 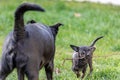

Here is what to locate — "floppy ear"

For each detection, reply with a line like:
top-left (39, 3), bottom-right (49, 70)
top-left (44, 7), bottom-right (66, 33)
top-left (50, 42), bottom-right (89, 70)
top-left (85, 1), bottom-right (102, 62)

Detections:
top-left (70, 45), bottom-right (79, 52)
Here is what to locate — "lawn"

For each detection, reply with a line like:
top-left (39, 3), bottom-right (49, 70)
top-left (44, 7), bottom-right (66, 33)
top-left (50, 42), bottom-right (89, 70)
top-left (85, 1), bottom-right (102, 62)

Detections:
top-left (0, 0), bottom-right (120, 80)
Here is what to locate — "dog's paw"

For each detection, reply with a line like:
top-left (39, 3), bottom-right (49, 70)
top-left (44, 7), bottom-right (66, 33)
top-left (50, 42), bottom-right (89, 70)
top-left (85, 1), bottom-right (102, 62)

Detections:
top-left (76, 73), bottom-right (80, 78)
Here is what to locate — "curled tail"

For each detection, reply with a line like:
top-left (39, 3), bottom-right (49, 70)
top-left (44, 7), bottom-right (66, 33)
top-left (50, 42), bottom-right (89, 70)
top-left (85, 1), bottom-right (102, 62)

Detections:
top-left (90, 36), bottom-right (104, 47)
top-left (14, 3), bottom-right (45, 41)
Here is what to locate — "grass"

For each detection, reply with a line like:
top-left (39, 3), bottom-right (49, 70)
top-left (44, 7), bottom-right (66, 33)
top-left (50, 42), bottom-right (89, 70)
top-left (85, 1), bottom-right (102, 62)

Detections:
top-left (0, 0), bottom-right (120, 80)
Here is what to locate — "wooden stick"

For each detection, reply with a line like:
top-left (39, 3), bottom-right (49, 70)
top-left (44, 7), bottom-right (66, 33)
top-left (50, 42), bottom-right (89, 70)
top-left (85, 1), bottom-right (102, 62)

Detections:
top-left (62, 53), bottom-right (120, 65)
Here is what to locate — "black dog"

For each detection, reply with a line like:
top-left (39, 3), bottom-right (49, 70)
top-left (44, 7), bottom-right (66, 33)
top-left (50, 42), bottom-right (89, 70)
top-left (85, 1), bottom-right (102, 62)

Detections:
top-left (0, 3), bottom-right (63, 80)
top-left (70, 36), bottom-right (103, 79)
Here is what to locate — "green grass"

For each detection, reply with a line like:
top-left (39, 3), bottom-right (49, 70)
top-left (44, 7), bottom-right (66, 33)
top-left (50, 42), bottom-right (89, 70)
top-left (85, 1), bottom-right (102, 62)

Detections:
top-left (0, 0), bottom-right (120, 80)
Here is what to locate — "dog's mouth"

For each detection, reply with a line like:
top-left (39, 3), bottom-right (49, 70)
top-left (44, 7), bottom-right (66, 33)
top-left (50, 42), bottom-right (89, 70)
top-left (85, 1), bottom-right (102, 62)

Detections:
top-left (79, 56), bottom-right (85, 59)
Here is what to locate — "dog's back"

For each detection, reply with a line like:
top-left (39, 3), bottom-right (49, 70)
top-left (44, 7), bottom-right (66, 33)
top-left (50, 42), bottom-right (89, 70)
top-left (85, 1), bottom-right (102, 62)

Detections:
top-left (22, 23), bottom-right (55, 68)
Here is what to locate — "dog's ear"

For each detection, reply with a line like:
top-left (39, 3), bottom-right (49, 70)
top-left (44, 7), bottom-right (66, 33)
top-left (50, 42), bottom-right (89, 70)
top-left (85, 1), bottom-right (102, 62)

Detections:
top-left (70, 45), bottom-right (79, 52)
top-left (50, 23), bottom-right (63, 37)
top-left (87, 46), bottom-right (96, 55)
top-left (90, 46), bottom-right (96, 52)
top-left (50, 23), bottom-right (63, 29)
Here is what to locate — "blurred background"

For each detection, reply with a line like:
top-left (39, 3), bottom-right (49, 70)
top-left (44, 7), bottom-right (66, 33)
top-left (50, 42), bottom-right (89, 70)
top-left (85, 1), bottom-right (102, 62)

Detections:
top-left (78, 0), bottom-right (120, 6)
top-left (0, 0), bottom-right (120, 80)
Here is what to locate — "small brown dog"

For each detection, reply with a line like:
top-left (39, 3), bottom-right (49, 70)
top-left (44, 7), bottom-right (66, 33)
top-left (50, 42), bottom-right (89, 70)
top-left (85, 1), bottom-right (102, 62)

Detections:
top-left (70, 36), bottom-right (103, 79)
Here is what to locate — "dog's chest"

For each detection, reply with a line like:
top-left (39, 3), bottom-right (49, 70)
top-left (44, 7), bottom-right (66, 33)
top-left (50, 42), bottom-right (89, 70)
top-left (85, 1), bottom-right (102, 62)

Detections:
top-left (78, 59), bottom-right (87, 68)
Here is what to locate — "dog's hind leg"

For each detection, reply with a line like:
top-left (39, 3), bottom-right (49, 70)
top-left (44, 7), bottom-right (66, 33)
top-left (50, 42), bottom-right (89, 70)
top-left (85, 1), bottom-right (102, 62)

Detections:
top-left (0, 71), bottom-right (8, 80)
top-left (44, 60), bottom-right (54, 80)
top-left (0, 63), bottom-right (13, 80)
top-left (25, 69), bottom-right (39, 80)
top-left (17, 68), bottom-right (24, 80)
top-left (81, 65), bottom-right (87, 79)
top-left (87, 58), bottom-right (93, 76)
top-left (0, 70), bottom-right (12, 80)
top-left (0, 74), bottom-right (7, 80)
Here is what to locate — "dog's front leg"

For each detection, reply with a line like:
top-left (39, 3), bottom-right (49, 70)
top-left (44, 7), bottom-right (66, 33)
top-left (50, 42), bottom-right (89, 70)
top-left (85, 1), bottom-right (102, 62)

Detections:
top-left (44, 60), bottom-right (54, 80)
top-left (81, 65), bottom-right (87, 79)
top-left (75, 72), bottom-right (80, 78)
top-left (87, 58), bottom-right (93, 76)
top-left (17, 68), bottom-right (24, 80)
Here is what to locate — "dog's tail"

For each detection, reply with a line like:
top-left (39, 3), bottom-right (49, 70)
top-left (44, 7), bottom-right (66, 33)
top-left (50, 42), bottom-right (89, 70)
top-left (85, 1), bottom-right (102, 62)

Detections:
top-left (14, 3), bottom-right (45, 41)
top-left (90, 36), bottom-right (104, 47)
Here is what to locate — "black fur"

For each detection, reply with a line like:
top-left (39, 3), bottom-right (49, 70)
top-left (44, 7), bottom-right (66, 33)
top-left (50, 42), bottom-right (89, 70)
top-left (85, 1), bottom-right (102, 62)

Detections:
top-left (27, 20), bottom-right (63, 38)
top-left (70, 36), bottom-right (103, 79)
top-left (0, 3), bottom-right (62, 80)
